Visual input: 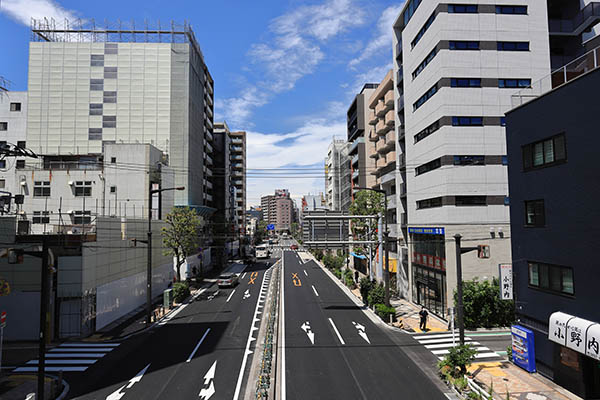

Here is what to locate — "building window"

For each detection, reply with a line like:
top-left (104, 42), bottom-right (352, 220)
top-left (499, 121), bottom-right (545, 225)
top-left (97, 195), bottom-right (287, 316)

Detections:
top-left (90, 79), bottom-right (104, 91)
top-left (496, 5), bottom-right (527, 14)
top-left (452, 116), bottom-right (483, 126)
top-left (0, 160), bottom-right (6, 168)
top-left (504, 196), bottom-right (510, 205)
top-left (525, 199), bottom-right (545, 227)
top-left (34, 181), bottom-right (51, 197)
top-left (451, 78), bottom-right (481, 87)
top-left (449, 41), bottom-right (479, 50)
top-left (411, 12), bottom-right (436, 49)
top-left (497, 41), bottom-right (529, 51)
top-left (104, 67), bottom-right (118, 79)
top-left (10, 102), bottom-right (21, 112)
top-left (105, 43), bottom-right (118, 54)
top-left (17, 141), bottom-right (25, 149)
top-left (110, 186), bottom-right (116, 193)
top-left (502, 155), bottom-right (508, 165)
top-left (448, 4), bottom-right (477, 13)
top-left (501, 117), bottom-right (506, 126)
top-left (102, 116), bottom-right (116, 128)
top-left (522, 133), bottom-right (566, 171)
top-left (91, 54), bottom-right (104, 66)
top-left (73, 210), bottom-right (92, 225)
top-left (498, 79), bottom-right (531, 88)
top-left (90, 103), bottom-right (103, 115)
top-left (16, 160), bottom-right (25, 169)
top-left (0, 122), bottom-right (7, 131)
top-left (111, 157), bottom-right (116, 164)
top-left (89, 128), bottom-right (102, 141)
top-left (454, 155), bottom-right (485, 165)
top-left (416, 158), bottom-right (441, 175)
top-left (413, 84), bottom-right (438, 111)
top-left (417, 197), bottom-right (442, 209)
top-left (414, 119), bottom-right (440, 144)
top-left (32, 211), bottom-right (50, 224)
top-left (528, 262), bottom-right (574, 295)
top-left (103, 91), bottom-right (117, 103)
top-left (74, 181), bottom-right (92, 197)
top-left (0, 179), bottom-right (4, 188)
top-left (455, 196), bottom-right (487, 206)
top-left (412, 48), bottom-right (437, 79)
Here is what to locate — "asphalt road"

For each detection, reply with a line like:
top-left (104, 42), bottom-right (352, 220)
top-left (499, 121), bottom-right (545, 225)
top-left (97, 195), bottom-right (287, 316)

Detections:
top-left (281, 249), bottom-right (449, 400)
top-left (65, 259), bottom-right (275, 400)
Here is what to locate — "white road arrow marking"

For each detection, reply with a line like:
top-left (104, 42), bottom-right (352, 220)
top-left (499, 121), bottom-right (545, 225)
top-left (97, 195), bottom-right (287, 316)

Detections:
top-left (243, 290), bottom-right (250, 300)
top-left (198, 360), bottom-right (217, 399)
top-left (300, 321), bottom-right (315, 344)
top-left (311, 285), bottom-right (319, 297)
top-left (106, 363), bottom-right (150, 400)
top-left (352, 321), bottom-right (370, 344)
top-left (303, 269), bottom-right (308, 277)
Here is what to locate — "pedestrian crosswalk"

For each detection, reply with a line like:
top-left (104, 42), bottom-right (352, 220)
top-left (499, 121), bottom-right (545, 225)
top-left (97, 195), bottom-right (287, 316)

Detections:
top-left (14, 342), bottom-right (120, 372)
top-left (413, 332), bottom-right (502, 362)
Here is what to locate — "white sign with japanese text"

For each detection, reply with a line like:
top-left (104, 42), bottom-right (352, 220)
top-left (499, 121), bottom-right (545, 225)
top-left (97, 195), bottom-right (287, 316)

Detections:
top-left (586, 324), bottom-right (600, 361)
top-left (566, 317), bottom-right (594, 354)
top-left (549, 312), bottom-right (573, 346)
top-left (498, 264), bottom-right (513, 300)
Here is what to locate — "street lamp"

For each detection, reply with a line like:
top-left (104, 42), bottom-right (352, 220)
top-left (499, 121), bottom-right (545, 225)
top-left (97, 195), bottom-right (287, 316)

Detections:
top-left (353, 186), bottom-right (390, 307)
top-left (146, 184), bottom-right (185, 325)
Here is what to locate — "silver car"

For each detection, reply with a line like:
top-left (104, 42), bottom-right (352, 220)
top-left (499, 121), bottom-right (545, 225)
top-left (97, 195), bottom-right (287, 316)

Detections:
top-left (217, 273), bottom-right (239, 288)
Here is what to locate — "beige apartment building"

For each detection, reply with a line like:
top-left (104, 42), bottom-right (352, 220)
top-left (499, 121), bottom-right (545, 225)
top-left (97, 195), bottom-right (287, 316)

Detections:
top-left (229, 130), bottom-right (246, 236)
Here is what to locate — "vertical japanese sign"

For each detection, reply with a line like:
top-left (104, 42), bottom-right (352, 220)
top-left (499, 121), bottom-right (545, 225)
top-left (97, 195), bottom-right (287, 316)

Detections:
top-left (499, 263), bottom-right (513, 300)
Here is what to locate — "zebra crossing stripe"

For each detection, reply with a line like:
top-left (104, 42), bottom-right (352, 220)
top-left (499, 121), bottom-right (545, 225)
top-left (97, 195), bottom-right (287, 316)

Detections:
top-left (425, 342), bottom-right (480, 349)
top-left (27, 359), bottom-right (98, 365)
top-left (414, 333), bottom-right (502, 361)
top-left (14, 366), bottom-right (88, 372)
top-left (413, 333), bottom-right (457, 340)
top-left (13, 342), bottom-right (120, 373)
top-left (418, 337), bottom-right (473, 344)
top-left (49, 347), bottom-right (115, 352)
top-left (432, 346), bottom-right (490, 355)
top-left (59, 343), bottom-right (119, 347)
top-left (46, 353), bottom-right (106, 358)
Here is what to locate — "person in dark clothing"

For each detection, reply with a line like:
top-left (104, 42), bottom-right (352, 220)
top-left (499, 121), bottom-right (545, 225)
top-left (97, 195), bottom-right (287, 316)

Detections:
top-left (419, 307), bottom-right (429, 331)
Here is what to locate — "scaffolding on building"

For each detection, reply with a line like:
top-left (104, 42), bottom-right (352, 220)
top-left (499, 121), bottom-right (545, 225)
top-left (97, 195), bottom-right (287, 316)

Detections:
top-left (30, 18), bottom-right (204, 59)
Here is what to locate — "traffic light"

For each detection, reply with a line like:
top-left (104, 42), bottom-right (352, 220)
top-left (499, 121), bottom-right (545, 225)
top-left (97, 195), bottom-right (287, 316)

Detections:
top-left (477, 245), bottom-right (490, 259)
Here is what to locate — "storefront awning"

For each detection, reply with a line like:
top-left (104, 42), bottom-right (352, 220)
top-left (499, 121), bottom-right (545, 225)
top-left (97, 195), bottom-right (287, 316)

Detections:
top-left (549, 312), bottom-right (600, 361)
top-left (350, 252), bottom-right (367, 260)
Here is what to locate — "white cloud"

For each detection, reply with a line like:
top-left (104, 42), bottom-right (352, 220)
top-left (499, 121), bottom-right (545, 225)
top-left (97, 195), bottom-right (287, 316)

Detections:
top-left (350, 64), bottom-right (391, 94)
top-left (0, 0), bottom-right (79, 25)
top-left (348, 3), bottom-right (404, 68)
top-left (218, 0), bottom-right (366, 126)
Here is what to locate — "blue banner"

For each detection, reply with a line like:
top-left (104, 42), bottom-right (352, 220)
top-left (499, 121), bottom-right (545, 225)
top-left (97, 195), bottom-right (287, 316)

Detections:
top-left (408, 227), bottom-right (445, 235)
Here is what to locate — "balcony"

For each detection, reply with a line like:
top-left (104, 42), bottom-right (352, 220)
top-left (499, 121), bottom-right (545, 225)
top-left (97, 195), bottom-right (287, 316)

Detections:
top-left (231, 154), bottom-right (243, 161)
top-left (205, 92), bottom-right (213, 106)
top-left (368, 130), bottom-right (379, 142)
top-left (368, 110), bottom-right (378, 125)
top-left (205, 193), bottom-right (213, 202)
top-left (398, 126), bottom-right (405, 141)
top-left (232, 138), bottom-right (243, 145)
top-left (352, 169), bottom-right (359, 180)
top-left (399, 153), bottom-right (406, 169)
top-left (204, 140), bottom-right (213, 153)
top-left (351, 153), bottom-right (359, 165)
top-left (205, 180), bottom-right (213, 190)
top-left (385, 109), bottom-right (395, 127)
top-left (385, 151), bottom-right (396, 166)
top-left (384, 131), bottom-right (396, 150)
top-left (369, 150), bottom-right (379, 159)
top-left (205, 154), bottom-right (213, 166)
top-left (395, 42), bottom-right (402, 60)
top-left (400, 182), bottom-right (406, 197)
top-left (205, 130), bottom-right (213, 142)
top-left (375, 100), bottom-right (386, 117)
top-left (377, 139), bottom-right (387, 154)
top-left (234, 180), bottom-right (243, 185)
top-left (205, 118), bottom-right (213, 129)
top-left (548, 2), bottom-right (600, 36)
top-left (375, 120), bottom-right (389, 136)
top-left (384, 90), bottom-right (394, 107)
top-left (232, 171), bottom-right (243, 177)
top-left (348, 137), bottom-right (364, 154)
top-left (232, 146), bottom-right (243, 152)
top-left (381, 169), bottom-right (395, 185)
top-left (232, 163), bottom-right (243, 169)
top-left (400, 213), bottom-right (407, 227)
top-left (396, 67), bottom-right (404, 87)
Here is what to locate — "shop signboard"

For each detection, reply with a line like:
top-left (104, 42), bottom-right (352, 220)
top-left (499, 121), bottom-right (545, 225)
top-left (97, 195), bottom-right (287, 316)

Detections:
top-left (549, 312), bottom-right (573, 346)
top-left (585, 324), bottom-right (600, 361)
top-left (566, 317), bottom-right (594, 354)
top-left (511, 325), bottom-right (536, 372)
top-left (408, 227), bottom-right (445, 235)
top-left (549, 312), bottom-right (600, 361)
top-left (499, 263), bottom-right (513, 300)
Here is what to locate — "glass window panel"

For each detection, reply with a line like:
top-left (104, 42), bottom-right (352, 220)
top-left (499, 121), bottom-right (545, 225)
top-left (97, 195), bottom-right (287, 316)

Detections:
top-left (562, 268), bottom-right (574, 294)
top-left (549, 266), bottom-right (562, 292)
top-left (554, 135), bottom-right (566, 160)
top-left (529, 263), bottom-right (539, 286)
top-left (533, 142), bottom-right (544, 166)
top-left (539, 264), bottom-right (549, 289)
top-left (544, 139), bottom-right (554, 163)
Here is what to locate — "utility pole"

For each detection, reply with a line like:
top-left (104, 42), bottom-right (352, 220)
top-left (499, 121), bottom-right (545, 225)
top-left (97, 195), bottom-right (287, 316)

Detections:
top-left (37, 236), bottom-right (49, 399)
top-left (146, 173), bottom-right (153, 325)
top-left (454, 234), bottom-right (478, 345)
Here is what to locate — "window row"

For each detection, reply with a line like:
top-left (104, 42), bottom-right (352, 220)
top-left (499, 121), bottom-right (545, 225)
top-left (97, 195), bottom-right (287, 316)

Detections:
top-left (31, 180), bottom-right (94, 197)
top-left (413, 84), bottom-right (438, 111)
top-left (522, 133), bottom-right (566, 171)
top-left (528, 262), bottom-right (573, 296)
top-left (415, 155), bottom-right (508, 175)
top-left (414, 119), bottom-right (440, 144)
top-left (10, 102), bottom-right (21, 112)
top-left (452, 116), bottom-right (483, 126)
top-left (448, 41), bottom-right (529, 51)
top-left (411, 12), bottom-right (436, 49)
top-left (447, 5), bottom-right (527, 14)
top-left (416, 195), bottom-right (508, 209)
top-left (412, 48), bottom-right (437, 80)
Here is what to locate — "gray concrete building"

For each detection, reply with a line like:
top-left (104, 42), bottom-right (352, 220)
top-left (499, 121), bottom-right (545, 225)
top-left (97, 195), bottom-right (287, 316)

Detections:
top-left (229, 130), bottom-right (246, 238)
top-left (325, 139), bottom-right (351, 212)
top-left (0, 91), bottom-right (28, 198)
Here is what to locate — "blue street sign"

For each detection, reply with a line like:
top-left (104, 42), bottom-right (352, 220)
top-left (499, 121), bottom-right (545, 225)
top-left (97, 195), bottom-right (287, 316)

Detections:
top-left (408, 227), bottom-right (445, 235)
top-left (267, 224), bottom-right (275, 231)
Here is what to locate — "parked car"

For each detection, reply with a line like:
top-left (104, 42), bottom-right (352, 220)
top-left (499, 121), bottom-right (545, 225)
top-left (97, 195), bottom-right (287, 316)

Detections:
top-left (217, 273), bottom-right (239, 288)
top-left (290, 244), bottom-right (299, 250)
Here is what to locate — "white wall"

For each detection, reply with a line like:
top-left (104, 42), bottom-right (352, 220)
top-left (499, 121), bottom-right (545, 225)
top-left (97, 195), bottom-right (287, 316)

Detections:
top-left (0, 91), bottom-right (27, 196)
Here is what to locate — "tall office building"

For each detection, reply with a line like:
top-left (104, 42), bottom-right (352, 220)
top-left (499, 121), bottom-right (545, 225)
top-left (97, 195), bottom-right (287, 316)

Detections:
top-left (392, 1), bottom-right (551, 317)
top-left (347, 84), bottom-right (378, 193)
top-left (229, 130), bottom-right (246, 237)
top-left (325, 139), bottom-right (351, 212)
top-left (260, 189), bottom-right (293, 233)
top-left (26, 19), bottom-right (215, 211)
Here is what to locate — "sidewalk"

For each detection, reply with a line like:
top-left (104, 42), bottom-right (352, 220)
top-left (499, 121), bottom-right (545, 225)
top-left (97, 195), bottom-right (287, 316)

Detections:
top-left (389, 297), bottom-right (448, 333)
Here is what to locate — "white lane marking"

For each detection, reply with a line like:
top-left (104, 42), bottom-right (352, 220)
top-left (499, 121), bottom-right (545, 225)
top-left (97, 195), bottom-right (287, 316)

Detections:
top-left (241, 272), bottom-right (247, 279)
top-left (14, 366), bottom-right (88, 372)
top-left (418, 337), bottom-right (473, 344)
top-left (425, 341), bottom-right (480, 349)
top-left (157, 287), bottom-right (208, 327)
top-left (233, 269), bottom-right (268, 400)
top-left (328, 318), bottom-right (345, 345)
top-left (226, 289), bottom-right (236, 303)
top-left (49, 348), bottom-right (114, 352)
top-left (413, 334), bottom-right (457, 340)
top-left (303, 270), bottom-right (308, 277)
top-left (27, 359), bottom-right (97, 365)
top-left (432, 346), bottom-right (490, 355)
top-left (60, 343), bottom-right (120, 347)
top-left (186, 328), bottom-right (211, 363)
top-left (281, 251), bottom-right (287, 400)
top-left (198, 360), bottom-right (217, 399)
top-left (300, 322), bottom-right (315, 344)
top-left (106, 363), bottom-right (150, 400)
top-left (311, 285), bottom-right (319, 297)
top-left (46, 353), bottom-right (107, 358)
top-left (352, 321), bottom-right (371, 344)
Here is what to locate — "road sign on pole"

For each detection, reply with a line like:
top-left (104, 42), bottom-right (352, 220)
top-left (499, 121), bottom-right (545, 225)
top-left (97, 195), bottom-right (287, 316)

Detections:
top-left (266, 224), bottom-right (275, 231)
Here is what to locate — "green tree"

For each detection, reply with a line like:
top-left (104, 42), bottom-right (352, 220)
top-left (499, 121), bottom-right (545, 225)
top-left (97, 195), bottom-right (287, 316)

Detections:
top-left (162, 207), bottom-right (204, 281)
top-left (454, 278), bottom-right (515, 330)
top-left (349, 190), bottom-right (384, 256)
top-left (254, 220), bottom-right (268, 244)
top-left (438, 344), bottom-right (478, 377)
top-left (290, 222), bottom-right (300, 239)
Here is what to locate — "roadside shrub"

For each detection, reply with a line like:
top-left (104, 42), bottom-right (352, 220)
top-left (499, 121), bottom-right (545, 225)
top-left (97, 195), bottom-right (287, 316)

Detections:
top-left (359, 277), bottom-right (373, 305)
top-left (172, 282), bottom-right (190, 303)
top-left (343, 269), bottom-right (355, 288)
top-left (375, 303), bottom-right (396, 322)
top-left (437, 344), bottom-right (477, 377)
top-left (507, 345), bottom-right (513, 362)
top-left (367, 283), bottom-right (385, 307)
top-left (333, 268), bottom-right (342, 279)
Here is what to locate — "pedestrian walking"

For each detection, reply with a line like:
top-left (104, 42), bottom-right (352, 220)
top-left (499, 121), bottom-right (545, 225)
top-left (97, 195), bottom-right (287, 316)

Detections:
top-left (419, 306), bottom-right (429, 331)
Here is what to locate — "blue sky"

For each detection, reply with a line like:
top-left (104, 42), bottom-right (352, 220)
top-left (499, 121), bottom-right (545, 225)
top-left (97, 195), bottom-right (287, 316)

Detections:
top-left (0, 0), bottom-right (404, 206)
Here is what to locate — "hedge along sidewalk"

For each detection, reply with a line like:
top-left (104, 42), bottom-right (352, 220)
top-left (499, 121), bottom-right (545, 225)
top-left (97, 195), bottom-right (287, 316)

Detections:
top-left (299, 251), bottom-right (396, 331)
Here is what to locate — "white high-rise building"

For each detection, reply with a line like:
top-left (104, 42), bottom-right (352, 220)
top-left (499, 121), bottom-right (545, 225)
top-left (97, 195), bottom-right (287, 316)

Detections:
top-left (325, 139), bottom-right (350, 212)
top-left (0, 91), bottom-right (28, 198)
top-left (392, 1), bottom-right (551, 317)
